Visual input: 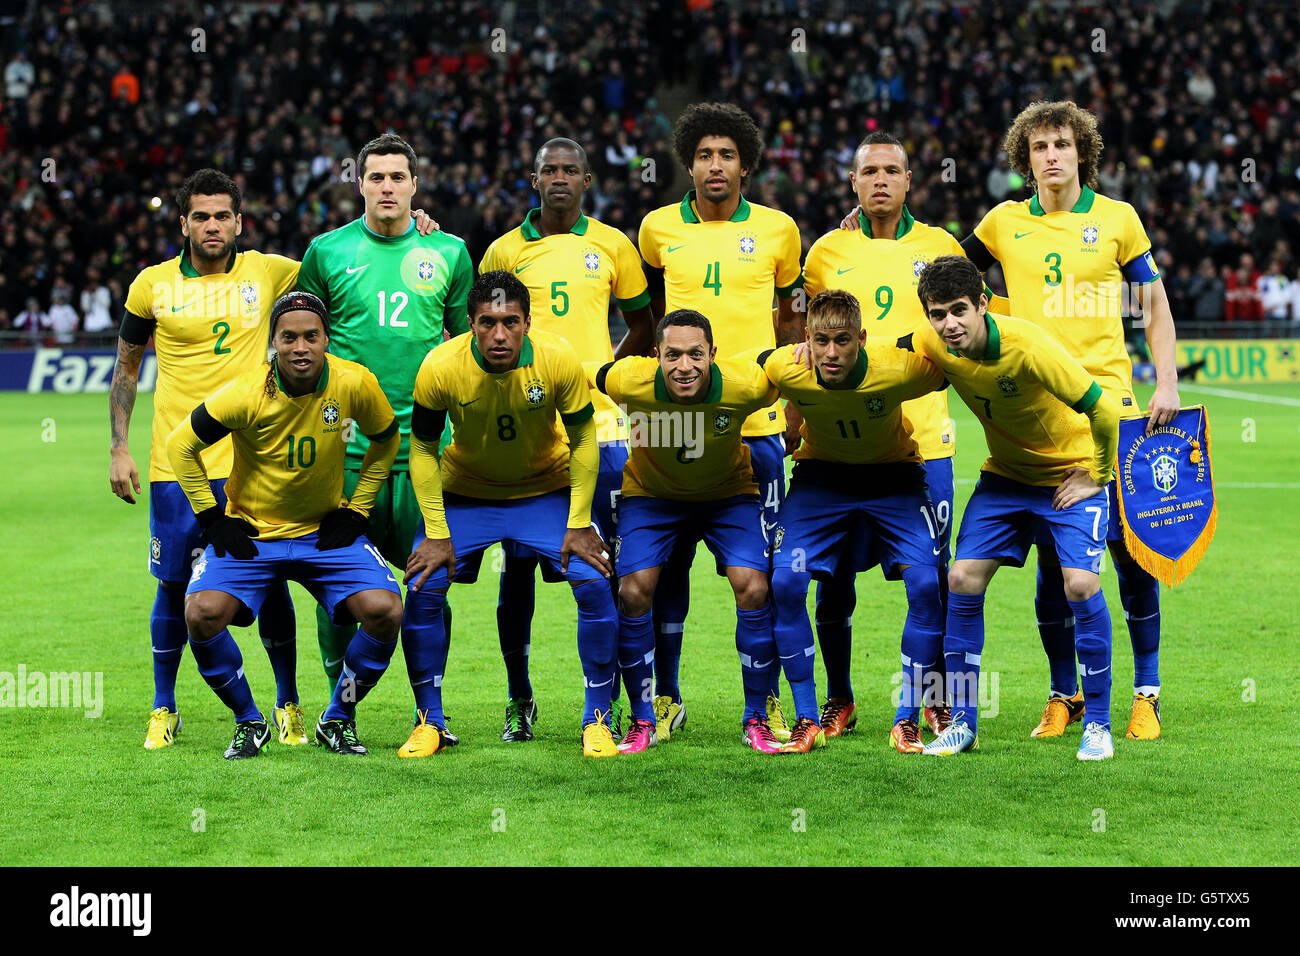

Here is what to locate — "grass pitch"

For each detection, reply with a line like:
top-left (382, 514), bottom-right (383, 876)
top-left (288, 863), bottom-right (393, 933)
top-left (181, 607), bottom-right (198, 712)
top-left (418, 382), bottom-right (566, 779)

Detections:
top-left (2, 383), bottom-right (1297, 865)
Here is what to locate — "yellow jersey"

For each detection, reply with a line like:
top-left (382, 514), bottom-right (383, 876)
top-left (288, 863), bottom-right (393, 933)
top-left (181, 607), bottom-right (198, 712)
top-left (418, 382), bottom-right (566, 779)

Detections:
top-left (759, 342), bottom-right (944, 465)
top-left (638, 192), bottom-right (802, 437)
top-left (124, 247), bottom-right (300, 481)
top-left (802, 207), bottom-right (958, 459)
top-left (974, 186), bottom-right (1157, 416)
top-left (595, 356), bottom-right (779, 500)
top-left (411, 329), bottom-right (595, 500)
top-left (168, 355), bottom-right (398, 538)
top-left (480, 209), bottom-right (649, 443)
top-left (915, 313), bottom-right (1119, 486)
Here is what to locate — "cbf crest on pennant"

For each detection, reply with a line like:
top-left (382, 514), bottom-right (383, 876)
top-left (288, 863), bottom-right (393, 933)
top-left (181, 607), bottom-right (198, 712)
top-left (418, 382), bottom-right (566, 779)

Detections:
top-left (1116, 406), bottom-right (1217, 586)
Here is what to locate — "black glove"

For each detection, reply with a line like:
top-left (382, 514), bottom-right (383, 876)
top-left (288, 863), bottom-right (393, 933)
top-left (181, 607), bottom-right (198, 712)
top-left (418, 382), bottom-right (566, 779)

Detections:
top-left (197, 506), bottom-right (260, 559)
top-left (316, 507), bottom-right (369, 550)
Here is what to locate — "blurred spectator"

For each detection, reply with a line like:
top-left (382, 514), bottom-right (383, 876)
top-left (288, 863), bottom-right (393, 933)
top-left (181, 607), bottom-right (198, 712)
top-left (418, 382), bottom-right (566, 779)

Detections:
top-left (47, 285), bottom-right (79, 345)
top-left (80, 268), bottom-right (114, 334)
top-left (1258, 258), bottom-right (1293, 320)
top-left (1189, 258), bottom-right (1227, 322)
top-left (13, 297), bottom-right (47, 343)
top-left (1226, 253), bottom-right (1264, 322)
top-left (5, 50), bottom-right (33, 100)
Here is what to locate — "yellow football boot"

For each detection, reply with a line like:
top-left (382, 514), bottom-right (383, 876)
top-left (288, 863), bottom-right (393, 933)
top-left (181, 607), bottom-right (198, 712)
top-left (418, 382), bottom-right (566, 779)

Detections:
top-left (1126, 693), bottom-right (1162, 739)
top-left (143, 707), bottom-right (181, 750)
top-left (582, 710), bottom-right (619, 757)
top-left (1029, 690), bottom-right (1085, 738)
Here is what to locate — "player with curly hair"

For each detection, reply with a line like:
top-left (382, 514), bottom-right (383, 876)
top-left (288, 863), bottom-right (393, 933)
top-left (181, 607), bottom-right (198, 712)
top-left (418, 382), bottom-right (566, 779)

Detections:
top-left (637, 102), bottom-right (804, 744)
top-left (962, 100), bottom-right (1180, 742)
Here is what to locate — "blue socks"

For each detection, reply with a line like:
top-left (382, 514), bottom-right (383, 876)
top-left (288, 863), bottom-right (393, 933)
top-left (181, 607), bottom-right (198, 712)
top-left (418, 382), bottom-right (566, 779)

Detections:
top-left (771, 566), bottom-right (819, 722)
top-left (257, 579), bottom-right (298, 708)
top-left (497, 553), bottom-right (537, 700)
top-left (736, 603), bottom-right (777, 723)
top-left (189, 628), bottom-right (260, 723)
top-left (618, 611), bottom-right (656, 722)
top-left (1035, 562), bottom-right (1079, 696)
top-left (151, 583), bottom-right (188, 712)
top-left (1115, 560), bottom-right (1161, 693)
top-left (400, 587), bottom-right (451, 727)
top-left (895, 565), bottom-right (943, 723)
top-left (943, 591), bottom-right (985, 735)
top-left (814, 574), bottom-right (856, 702)
top-left (324, 628), bottom-right (399, 721)
top-left (574, 581), bottom-right (618, 726)
top-left (1069, 590), bottom-right (1113, 729)
top-left (652, 550), bottom-right (690, 702)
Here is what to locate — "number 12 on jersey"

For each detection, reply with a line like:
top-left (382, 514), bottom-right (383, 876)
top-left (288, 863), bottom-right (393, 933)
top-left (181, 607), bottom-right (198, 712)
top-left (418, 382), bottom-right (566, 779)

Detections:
top-left (376, 291), bottom-right (408, 327)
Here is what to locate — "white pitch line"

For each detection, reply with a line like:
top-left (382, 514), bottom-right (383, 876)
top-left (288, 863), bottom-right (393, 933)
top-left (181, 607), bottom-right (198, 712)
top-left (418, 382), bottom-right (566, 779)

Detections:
top-left (1179, 384), bottom-right (1300, 407)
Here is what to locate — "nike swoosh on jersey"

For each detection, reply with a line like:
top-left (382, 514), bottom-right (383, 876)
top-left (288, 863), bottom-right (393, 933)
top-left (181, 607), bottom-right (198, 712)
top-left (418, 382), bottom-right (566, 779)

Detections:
top-left (1014, 232), bottom-right (1033, 239)
top-left (837, 267), bottom-right (855, 274)
top-left (514, 265), bottom-right (530, 274)
top-left (459, 398), bottom-right (479, 407)
top-left (667, 245), bottom-right (686, 253)
top-left (346, 264), bottom-right (371, 274)
top-left (171, 303), bottom-right (189, 312)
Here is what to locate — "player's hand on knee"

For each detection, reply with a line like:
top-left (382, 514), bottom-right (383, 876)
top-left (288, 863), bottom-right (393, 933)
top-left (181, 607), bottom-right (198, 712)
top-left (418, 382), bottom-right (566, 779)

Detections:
top-left (562, 527), bottom-right (613, 579)
top-left (1052, 467), bottom-right (1105, 511)
top-left (197, 506), bottom-right (260, 559)
top-left (406, 537), bottom-right (455, 592)
top-left (316, 507), bottom-right (369, 550)
top-left (109, 449), bottom-right (141, 504)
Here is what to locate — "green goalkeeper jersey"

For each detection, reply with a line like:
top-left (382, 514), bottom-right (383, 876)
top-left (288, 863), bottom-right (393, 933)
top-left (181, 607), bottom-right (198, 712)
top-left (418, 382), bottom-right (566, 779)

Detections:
top-left (297, 217), bottom-right (472, 471)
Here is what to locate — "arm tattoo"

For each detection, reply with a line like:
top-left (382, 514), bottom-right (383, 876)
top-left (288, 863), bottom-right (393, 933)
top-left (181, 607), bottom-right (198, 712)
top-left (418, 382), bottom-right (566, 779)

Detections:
top-left (110, 339), bottom-right (146, 449)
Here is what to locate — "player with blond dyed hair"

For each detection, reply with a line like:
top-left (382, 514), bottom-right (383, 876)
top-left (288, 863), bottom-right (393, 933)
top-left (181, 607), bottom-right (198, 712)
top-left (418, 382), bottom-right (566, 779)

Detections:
top-left (962, 100), bottom-right (1180, 741)
top-left (761, 289), bottom-right (948, 753)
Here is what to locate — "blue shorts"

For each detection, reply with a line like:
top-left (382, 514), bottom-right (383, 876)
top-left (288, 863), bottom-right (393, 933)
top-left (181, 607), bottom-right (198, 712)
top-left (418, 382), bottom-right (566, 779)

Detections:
top-left (616, 494), bottom-right (768, 576)
top-left (783, 461), bottom-right (939, 580)
top-left (416, 489), bottom-right (607, 590)
top-left (744, 433), bottom-right (787, 533)
top-left (150, 479), bottom-right (228, 583)
top-left (957, 472), bottom-right (1108, 573)
top-left (502, 441), bottom-right (626, 581)
top-left (1033, 479), bottom-right (1124, 555)
top-left (186, 533), bottom-right (400, 627)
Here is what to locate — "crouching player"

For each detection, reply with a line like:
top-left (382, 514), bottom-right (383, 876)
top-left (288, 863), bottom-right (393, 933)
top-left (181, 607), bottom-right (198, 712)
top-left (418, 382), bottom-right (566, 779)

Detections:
top-left (913, 257), bottom-right (1120, 761)
top-left (595, 309), bottom-right (782, 754)
top-left (167, 292), bottom-right (404, 759)
top-left (763, 289), bottom-right (947, 753)
top-left (402, 271), bottom-right (617, 758)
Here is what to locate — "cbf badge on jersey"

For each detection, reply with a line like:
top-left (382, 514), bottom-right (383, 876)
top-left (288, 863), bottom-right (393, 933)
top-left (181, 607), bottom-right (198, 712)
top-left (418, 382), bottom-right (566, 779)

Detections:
top-left (1116, 406), bottom-right (1216, 586)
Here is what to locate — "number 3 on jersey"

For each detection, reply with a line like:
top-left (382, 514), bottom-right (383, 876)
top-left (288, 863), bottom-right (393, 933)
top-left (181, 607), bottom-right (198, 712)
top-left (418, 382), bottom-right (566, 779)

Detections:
top-left (375, 291), bottom-right (408, 327)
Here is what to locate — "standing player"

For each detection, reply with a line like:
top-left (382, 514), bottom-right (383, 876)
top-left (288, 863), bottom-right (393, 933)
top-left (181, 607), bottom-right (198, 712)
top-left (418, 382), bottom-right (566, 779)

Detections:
top-left (402, 272), bottom-right (617, 758)
top-left (638, 102), bottom-right (803, 740)
top-left (912, 257), bottom-right (1120, 761)
top-left (479, 137), bottom-right (654, 742)
top-left (110, 169), bottom-right (303, 750)
top-left (801, 132), bottom-right (960, 740)
top-left (167, 292), bottom-right (404, 759)
top-left (762, 290), bottom-right (946, 753)
top-left (962, 102), bottom-right (1179, 739)
top-left (295, 133), bottom-right (472, 702)
top-left (595, 310), bottom-right (783, 754)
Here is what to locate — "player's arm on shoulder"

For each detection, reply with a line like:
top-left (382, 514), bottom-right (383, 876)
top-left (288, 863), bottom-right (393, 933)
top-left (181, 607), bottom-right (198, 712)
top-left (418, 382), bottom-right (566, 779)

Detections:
top-left (267, 254), bottom-right (301, 299)
top-left (294, 241), bottom-right (329, 305)
top-left (773, 221), bottom-right (805, 344)
top-left (613, 234), bottom-right (655, 357)
top-left (902, 349), bottom-right (947, 399)
top-left (108, 307), bottom-right (155, 503)
top-left (443, 243), bottom-right (474, 337)
top-left (346, 371), bottom-right (400, 519)
top-left (637, 218), bottom-right (666, 321)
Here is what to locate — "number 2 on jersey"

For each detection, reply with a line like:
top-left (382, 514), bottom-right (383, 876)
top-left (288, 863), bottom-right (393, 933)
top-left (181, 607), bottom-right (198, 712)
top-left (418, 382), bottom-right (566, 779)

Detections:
top-left (375, 291), bottom-right (408, 327)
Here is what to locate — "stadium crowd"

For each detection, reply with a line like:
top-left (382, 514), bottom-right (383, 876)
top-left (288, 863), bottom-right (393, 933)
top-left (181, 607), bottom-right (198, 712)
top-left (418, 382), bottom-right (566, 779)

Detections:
top-left (1, 0), bottom-right (1298, 343)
